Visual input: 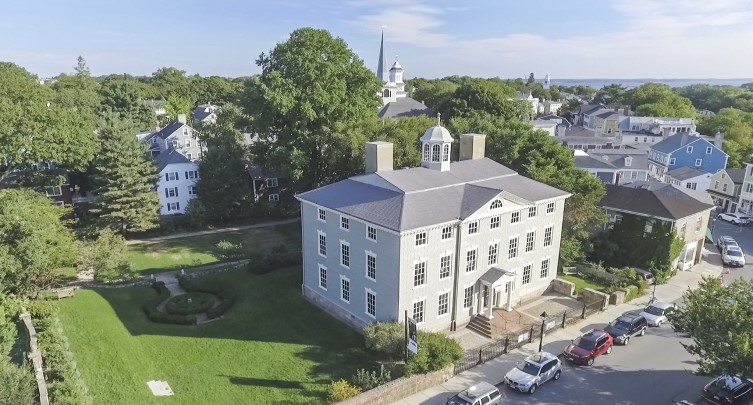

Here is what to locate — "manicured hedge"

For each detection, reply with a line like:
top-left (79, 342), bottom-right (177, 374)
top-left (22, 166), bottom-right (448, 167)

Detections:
top-left (142, 282), bottom-right (196, 325)
top-left (575, 265), bottom-right (631, 290)
top-left (165, 292), bottom-right (215, 315)
top-left (177, 276), bottom-right (234, 320)
top-left (247, 250), bottom-right (302, 275)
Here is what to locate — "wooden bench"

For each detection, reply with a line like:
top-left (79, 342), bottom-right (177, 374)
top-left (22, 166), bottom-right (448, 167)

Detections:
top-left (51, 287), bottom-right (75, 300)
top-left (562, 266), bottom-right (578, 276)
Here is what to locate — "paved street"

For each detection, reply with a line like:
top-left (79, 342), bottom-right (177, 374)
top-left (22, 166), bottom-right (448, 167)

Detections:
top-left (711, 218), bottom-right (753, 283)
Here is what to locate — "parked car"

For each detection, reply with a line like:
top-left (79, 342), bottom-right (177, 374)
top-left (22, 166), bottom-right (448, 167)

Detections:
top-left (604, 313), bottom-right (648, 345)
top-left (738, 214), bottom-right (753, 225)
top-left (718, 213), bottom-right (750, 225)
top-left (503, 351), bottom-right (561, 394)
top-left (561, 329), bottom-right (613, 365)
top-left (633, 268), bottom-right (655, 285)
top-left (717, 236), bottom-right (739, 252)
top-left (446, 381), bottom-right (502, 405)
top-left (702, 375), bottom-right (753, 404)
top-left (640, 302), bottom-right (676, 326)
top-left (722, 246), bottom-right (746, 267)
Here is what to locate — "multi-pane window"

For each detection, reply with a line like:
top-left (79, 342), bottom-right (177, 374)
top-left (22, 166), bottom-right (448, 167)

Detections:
top-left (511, 211), bottom-right (520, 224)
top-left (695, 217), bottom-right (702, 231)
top-left (167, 202), bottom-right (180, 212)
top-left (463, 286), bottom-right (474, 309)
top-left (414, 261), bottom-right (427, 286)
top-left (341, 277), bottom-right (350, 302)
top-left (440, 254), bottom-right (452, 279)
top-left (468, 221), bottom-right (479, 234)
top-left (366, 254), bottom-right (376, 280)
top-left (490, 200), bottom-right (503, 209)
top-left (488, 243), bottom-right (499, 266)
top-left (490, 215), bottom-right (501, 229)
top-left (318, 208), bottom-right (326, 222)
top-left (166, 172), bottom-right (179, 181)
top-left (189, 186), bottom-right (198, 195)
top-left (340, 242), bottom-right (350, 268)
top-left (340, 216), bottom-right (349, 230)
top-left (441, 226), bottom-right (453, 240)
top-left (318, 233), bottom-right (326, 256)
top-left (546, 202), bottom-right (555, 213)
top-left (45, 186), bottom-right (62, 196)
top-left (466, 249), bottom-right (477, 272)
top-left (185, 170), bottom-right (199, 180)
top-left (522, 264), bottom-right (532, 285)
top-left (185, 138), bottom-right (192, 147)
top-left (413, 300), bottom-right (425, 323)
top-left (319, 265), bottom-right (327, 289)
top-left (540, 259), bottom-right (550, 279)
top-left (544, 227), bottom-right (553, 247)
top-left (528, 206), bottom-right (537, 218)
top-left (508, 237), bottom-right (519, 259)
top-left (415, 232), bottom-right (427, 246)
top-left (366, 290), bottom-right (376, 318)
top-left (268, 194), bottom-right (279, 202)
top-left (266, 178), bottom-right (279, 187)
top-left (367, 226), bottom-right (377, 241)
top-left (165, 187), bottom-right (179, 198)
top-left (525, 231), bottom-right (535, 252)
top-left (438, 292), bottom-right (449, 316)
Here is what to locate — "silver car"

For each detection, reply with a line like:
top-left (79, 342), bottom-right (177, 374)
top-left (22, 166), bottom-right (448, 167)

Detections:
top-left (503, 351), bottom-right (561, 394)
top-left (640, 302), bottom-right (676, 326)
top-left (722, 246), bottom-right (746, 267)
top-left (718, 213), bottom-right (750, 225)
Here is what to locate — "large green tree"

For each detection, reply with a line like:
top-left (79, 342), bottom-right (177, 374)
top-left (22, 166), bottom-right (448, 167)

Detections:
top-left (0, 189), bottom-right (77, 297)
top-left (77, 228), bottom-right (132, 282)
top-left (592, 83), bottom-right (627, 105)
top-left (0, 62), bottom-right (97, 176)
top-left (669, 278), bottom-right (753, 378)
top-left (623, 83), bottom-right (696, 118)
top-left (89, 117), bottom-right (160, 233)
top-left (698, 108), bottom-right (753, 168)
top-left (100, 78), bottom-right (156, 130)
top-left (437, 79), bottom-right (529, 121)
top-left (407, 79), bottom-right (458, 109)
top-left (244, 27), bottom-right (382, 189)
top-left (51, 56), bottom-right (101, 124)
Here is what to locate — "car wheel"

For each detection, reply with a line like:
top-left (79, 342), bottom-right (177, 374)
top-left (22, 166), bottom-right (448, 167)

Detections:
top-left (587, 357), bottom-right (594, 366)
top-left (606, 345), bottom-right (613, 354)
top-left (657, 321), bottom-right (662, 327)
top-left (640, 328), bottom-right (646, 336)
top-left (623, 337), bottom-right (630, 345)
top-left (553, 370), bottom-right (561, 381)
top-left (528, 384), bottom-right (537, 394)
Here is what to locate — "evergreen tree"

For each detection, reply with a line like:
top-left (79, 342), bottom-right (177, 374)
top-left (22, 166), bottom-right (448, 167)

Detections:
top-left (90, 117), bottom-right (160, 233)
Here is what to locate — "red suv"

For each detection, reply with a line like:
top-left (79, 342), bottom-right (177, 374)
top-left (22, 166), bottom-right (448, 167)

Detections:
top-left (562, 329), bottom-right (613, 366)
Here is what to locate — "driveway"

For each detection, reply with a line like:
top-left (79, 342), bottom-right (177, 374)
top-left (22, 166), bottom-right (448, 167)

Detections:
top-left (710, 218), bottom-right (753, 283)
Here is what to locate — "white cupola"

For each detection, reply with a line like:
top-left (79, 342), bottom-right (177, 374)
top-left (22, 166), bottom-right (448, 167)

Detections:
top-left (420, 114), bottom-right (454, 171)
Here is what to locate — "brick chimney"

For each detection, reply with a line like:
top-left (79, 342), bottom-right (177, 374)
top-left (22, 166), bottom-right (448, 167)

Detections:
top-left (459, 134), bottom-right (487, 161)
top-left (177, 114), bottom-right (187, 124)
top-left (365, 142), bottom-right (393, 173)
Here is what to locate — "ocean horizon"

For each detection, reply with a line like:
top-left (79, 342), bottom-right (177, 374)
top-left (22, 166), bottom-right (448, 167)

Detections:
top-left (545, 78), bottom-right (753, 89)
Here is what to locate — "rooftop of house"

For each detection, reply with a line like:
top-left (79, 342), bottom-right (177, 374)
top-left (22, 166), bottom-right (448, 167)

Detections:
top-left (536, 115), bottom-right (572, 127)
top-left (726, 168), bottom-right (746, 184)
top-left (153, 121), bottom-right (190, 139)
top-left (666, 166), bottom-right (709, 181)
top-left (651, 133), bottom-right (709, 154)
top-left (246, 162), bottom-right (281, 179)
top-left (595, 110), bottom-right (621, 119)
top-left (192, 104), bottom-right (216, 122)
top-left (377, 97), bottom-right (433, 119)
top-left (574, 152), bottom-right (618, 170)
top-left (154, 147), bottom-right (194, 172)
top-left (600, 181), bottom-right (714, 220)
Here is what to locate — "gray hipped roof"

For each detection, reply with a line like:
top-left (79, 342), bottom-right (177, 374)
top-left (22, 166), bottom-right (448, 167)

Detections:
top-left (153, 121), bottom-right (187, 139)
top-left (378, 97), bottom-right (433, 119)
top-left (298, 158), bottom-right (570, 232)
top-left (666, 166), bottom-right (708, 181)
top-left (651, 133), bottom-right (720, 155)
top-left (155, 148), bottom-right (192, 172)
top-left (727, 168), bottom-right (746, 184)
top-left (600, 182), bottom-right (714, 220)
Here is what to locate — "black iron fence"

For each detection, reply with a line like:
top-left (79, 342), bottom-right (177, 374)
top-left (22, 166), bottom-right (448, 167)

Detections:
top-left (453, 300), bottom-right (606, 374)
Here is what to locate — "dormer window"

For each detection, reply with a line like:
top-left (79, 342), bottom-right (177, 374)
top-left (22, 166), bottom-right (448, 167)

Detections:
top-left (625, 156), bottom-right (632, 167)
top-left (490, 200), bottom-right (503, 209)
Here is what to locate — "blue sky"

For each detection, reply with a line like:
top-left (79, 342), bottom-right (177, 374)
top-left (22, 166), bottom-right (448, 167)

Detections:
top-left (2, 0), bottom-right (752, 79)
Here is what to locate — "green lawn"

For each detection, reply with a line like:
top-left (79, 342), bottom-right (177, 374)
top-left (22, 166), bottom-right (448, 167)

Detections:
top-left (57, 267), bottom-right (374, 405)
top-left (127, 222), bottom-right (301, 274)
top-left (558, 274), bottom-right (609, 294)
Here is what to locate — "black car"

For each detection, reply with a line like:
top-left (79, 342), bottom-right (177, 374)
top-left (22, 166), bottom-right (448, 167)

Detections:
top-left (702, 375), bottom-right (753, 404)
top-left (603, 313), bottom-right (647, 345)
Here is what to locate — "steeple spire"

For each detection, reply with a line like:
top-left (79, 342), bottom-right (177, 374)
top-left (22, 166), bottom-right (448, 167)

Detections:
top-left (376, 28), bottom-right (387, 82)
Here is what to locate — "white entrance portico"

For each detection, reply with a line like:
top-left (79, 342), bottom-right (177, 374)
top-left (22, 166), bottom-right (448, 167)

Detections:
top-left (477, 267), bottom-right (517, 318)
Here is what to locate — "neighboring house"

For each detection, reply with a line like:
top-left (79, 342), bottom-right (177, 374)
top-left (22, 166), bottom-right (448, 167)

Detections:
top-left (707, 168), bottom-right (745, 213)
top-left (246, 163), bottom-right (287, 203)
top-left (516, 91), bottom-right (539, 116)
top-left (296, 123), bottom-right (571, 332)
top-left (577, 105), bottom-right (630, 128)
top-left (599, 182), bottom-right (715, 271)
top-left (558, 127), bottom-right (624, 151)
top-left (620, 116), bottom-right (696, 136)
top-left (378, 97), bottom-right (432, 120)
top-left (647, 133), bottom-right (728, 180)
top-left (192, 103), bottom-right (218, 125)
top-left (697, 109), bottom-right (715, 117)
top-left (530, 119), bottom-right (558, 137)
top-left (589, 110), bottom-right (622, 135)
top-left (540, 100), bottom-right (564, 115)
top-left (574, 150), bottom-right (649, 185)
top-left (148, 99), bottom-right (167, 116)
top-left (736, 163), bottom-right (753, 216)
top-left (154, 148), bottom-right (199, 215)
top-left (0, 162), bottom-right (72, 206)
top-left (664, 167), bottom-right (711, 192)
top-left (140, 115), bottom-right (203, 161)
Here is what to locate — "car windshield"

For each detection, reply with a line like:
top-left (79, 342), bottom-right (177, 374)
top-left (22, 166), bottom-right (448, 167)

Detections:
top-left (726, 249), bottom-right (744, 257)
top-left (644, 306), bottom-right (664, 316)
top-left (574, 336), bottom-right (597, 350)
top-left (611, 320), bottom-right (631, 330)
top-left (517, 361), bottom-right (541, 376)
top-left (711, 376), bottom-right (740, 393)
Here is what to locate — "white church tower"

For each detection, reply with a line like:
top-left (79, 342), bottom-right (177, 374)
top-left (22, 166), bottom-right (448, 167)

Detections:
top-left (420, 114), bottom-right (453, 171)
top-left (544, 74), bottom-right (551, 90)
top-left (378, 30), bottom-right (408, 105)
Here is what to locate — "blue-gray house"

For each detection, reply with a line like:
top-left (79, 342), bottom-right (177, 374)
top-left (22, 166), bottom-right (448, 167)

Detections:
top-left (647, 133), bottom-right (728, 180)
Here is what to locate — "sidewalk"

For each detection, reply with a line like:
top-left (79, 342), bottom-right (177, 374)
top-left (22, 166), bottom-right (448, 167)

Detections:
top-left (125, 218), bottom-right (299, 245)
top-left (394, 250), bottom-right (722, 405)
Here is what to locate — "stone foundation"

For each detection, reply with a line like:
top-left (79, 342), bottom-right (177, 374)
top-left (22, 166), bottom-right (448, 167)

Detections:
top-left (338, 365), bottom-right (454, 405)
top-left (302, 285), bottom-right (368, 332)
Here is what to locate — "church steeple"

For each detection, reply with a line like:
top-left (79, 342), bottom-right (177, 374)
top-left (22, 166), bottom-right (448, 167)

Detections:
top-left (376, 29), bottom-right (387, 83)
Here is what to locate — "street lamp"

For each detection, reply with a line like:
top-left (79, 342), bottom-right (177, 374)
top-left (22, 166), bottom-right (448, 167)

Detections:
top-left (538, 311), bottom-right (548, 352)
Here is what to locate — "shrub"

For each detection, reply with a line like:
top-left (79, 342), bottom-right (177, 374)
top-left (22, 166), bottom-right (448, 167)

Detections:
top-left (327, 379), bottom-right (362, 403)
top-left (247, 250), bottom-right (301, 275)
top-left (363, 322), bottom-right (404, 358)
top-left (206, 298), bottom-right (234, 319)
top-left (142, 282), bottom-right (196, 325)
top-left (350, 368), bottom-right (392, 391)
top-left (178, 276), bottom-right (234, 319)
top-left (405, 331), bottom-right (462, 376)
top-left (0, 357), bottom-right (35, 405)
top-left (576, 264), bottom-right (631, 290)
top-left (215, 240), bottom-right (245, 262)
top-left (623, 285), bottom-right (638, 302)
top-left (164, 292), bottom-right (215, 315)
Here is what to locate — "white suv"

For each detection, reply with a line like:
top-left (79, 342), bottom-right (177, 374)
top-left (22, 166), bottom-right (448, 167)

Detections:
top-left (503, 351), bottom-right (562, 394)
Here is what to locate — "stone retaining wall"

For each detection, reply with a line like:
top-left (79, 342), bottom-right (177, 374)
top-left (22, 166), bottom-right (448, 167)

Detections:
top-left (581, 288), bottom-right (610, 310)
top-left (20, 313), bottom-right (49, 405)
top-left (550, 279), bottom-right (575, 296)
top-left (338, 365), bottom-right (454, 405)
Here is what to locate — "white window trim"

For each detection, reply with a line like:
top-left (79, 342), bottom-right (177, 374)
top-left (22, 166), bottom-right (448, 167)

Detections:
top-left (318, 208), bottom-right (326, 222)
top-left (411, 296), bottom-right (427, 325)
top-left (465, 246), bottom-right (479, 273)
top-left (340, 215), bottom-right (350, 231)
top-left (413, 257), bottom-right (428, 289)
top-left (339, 240), bottom-right (350, 269)
top-left (522, 262), bottom-right (534, 285)
top-left (439, 251), bottom-right (453, 280)
top-left (437, 289), bottom-right (451, 318)
top-left (490, 215), bottom-right (501, 229)
top-left (468, 220), bottom-right (479, 235)
top-left (462, 283), bottom-right (475, 309)
top-left (706, 146), bottom-right (713, 154)
top-left (318, 264), bottom-right (327, 290)
top-left (365, 251), bottom-right (377, 281)
top-left (441, 226), bottom-right (454, 240)
top-left (366, 225), bottom-right (377, 242)
top-left (317, 231), bottom-right (326, 258)
top-left (508, 234), bottom-right (520, 259)
top-left (540, 256), bottom-right (552, 279)
top-left (340, 275), bottom-right (350, 303)
top-left (414, 231), bottom-right (428, 247)
top-left (669, 157), bottom-right (676, 165)
top-left (487, 240), bottom-right (500, 267)
top-left (524, 229), bottom-right (536, 254)
top-left (365, 288), bottom-right (376, 319)
top-left (546, 201), bottom-right (556, 214)
top-left (543, 224), bottom-right (554, 248)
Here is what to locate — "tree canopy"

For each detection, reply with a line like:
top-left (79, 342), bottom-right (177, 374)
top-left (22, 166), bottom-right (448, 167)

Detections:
top-left (437, 79), bottom-right (530, 121)
top-left (622, 83), bottom-right (696, 118)
top-left (697, 108), bottom-right (753, 168)
top-left (669, 278), bottom-right (753, 378)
